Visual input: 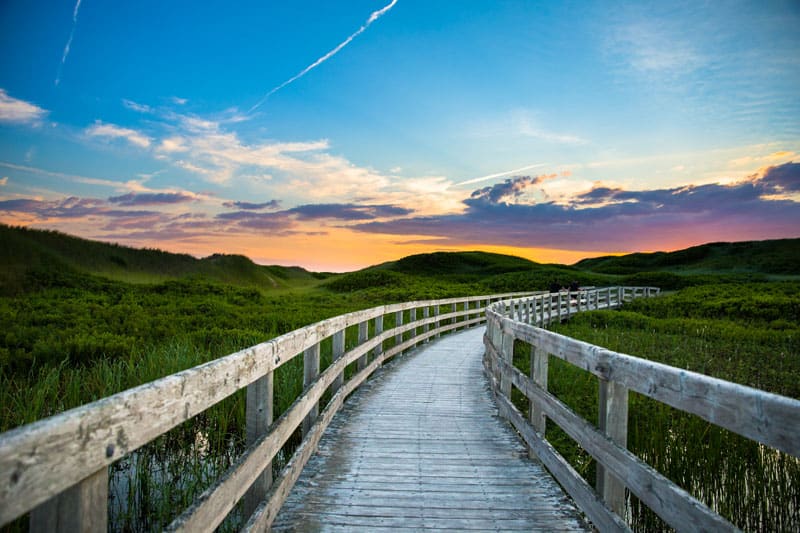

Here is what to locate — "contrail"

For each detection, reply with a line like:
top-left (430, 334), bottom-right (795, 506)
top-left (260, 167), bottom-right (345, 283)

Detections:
top-left (55, 0), bottom-right (83, 86)
top-left (248, 0), bottom-right (398, 113)
top-left (456, 163), bottom-right (549, 186)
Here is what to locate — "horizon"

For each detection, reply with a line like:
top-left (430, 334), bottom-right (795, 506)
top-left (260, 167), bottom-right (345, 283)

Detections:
top-left (1, 1), bottom-right (799, 272)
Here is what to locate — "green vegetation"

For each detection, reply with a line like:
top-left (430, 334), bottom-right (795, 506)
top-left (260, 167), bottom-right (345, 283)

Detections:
top-left (0, 224), bottom-right (325, 295)
top-left (575, 238), bottom-right (800, 275)
top-left (1, 223), bottom-right (798, 531)
top-left (537, 282), bottom-right (800, 532)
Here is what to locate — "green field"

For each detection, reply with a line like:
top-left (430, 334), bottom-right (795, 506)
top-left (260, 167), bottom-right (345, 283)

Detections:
top-left (1, 224), bottom-right (798, 531)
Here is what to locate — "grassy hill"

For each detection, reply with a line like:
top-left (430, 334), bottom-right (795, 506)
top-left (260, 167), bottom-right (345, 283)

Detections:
top-left (575, 239), bottom-right (800, 275)
top-left (324, 250), bottom-right (614, 295)
top-left (0, 224), bottom-right (323, 295)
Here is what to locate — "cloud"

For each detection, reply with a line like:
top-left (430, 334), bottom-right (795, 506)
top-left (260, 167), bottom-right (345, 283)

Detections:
top-left (157, 136), bottom-right (188, 153)
top-left (609, 21), bottom-right (703, 76)
top-left (55, 0), bottom-right (83, 86)
top-left (0, 89), bottom-right (48, 125)
top-left (754, 161), bottom-right (800, 193)
top-left (122, 99), bottom-right (153, 113)
top-left (85, 121), bottom-right (152, 148)
top-left (222, 200), bottom-right (281, 210)
top-left (108, 192), bottom-right (196, 206)
top-left (248, 0), bottom-right (399, 112)
top-left (0, 177), bottom-right (7, 186)
top-left (171, 96), bottom-right (188, 105)
top-left (287, 203), bottom-right (412, 220)
top-left (351, 163), bottom-right (800, 252)
top-left (458, 163), bottom-right (549, 186)
top-left (470, 175), bottom-right (555, 204)
top-left (0, 196), bottom-right (158, 219)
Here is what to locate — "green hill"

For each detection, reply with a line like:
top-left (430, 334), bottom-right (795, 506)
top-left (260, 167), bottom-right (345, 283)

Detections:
top-left (0, 224), bottom-right (322, 295)
top-left (324, 250), bottom-right (611, 294)
top-left (574, 239), bottom-right (800, 275)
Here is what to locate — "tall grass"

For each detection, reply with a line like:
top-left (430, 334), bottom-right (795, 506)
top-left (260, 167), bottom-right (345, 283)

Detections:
top-left (542, 282), bottom-right (800, 531)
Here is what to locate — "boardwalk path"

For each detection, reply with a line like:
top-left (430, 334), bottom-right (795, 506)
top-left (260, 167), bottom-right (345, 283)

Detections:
top-left (273, 326), bottom-right (589, 531)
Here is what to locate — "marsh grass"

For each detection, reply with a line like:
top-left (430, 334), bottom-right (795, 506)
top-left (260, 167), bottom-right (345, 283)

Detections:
top-left (542, 282), bottom-right (800, 531)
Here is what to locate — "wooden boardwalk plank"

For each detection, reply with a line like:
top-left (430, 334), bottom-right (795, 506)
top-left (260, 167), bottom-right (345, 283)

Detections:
top-left (274, 327), bottom-right (589, 532)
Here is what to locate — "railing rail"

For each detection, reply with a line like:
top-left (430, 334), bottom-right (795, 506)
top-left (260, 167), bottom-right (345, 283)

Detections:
top-left (0, 291), bottom-right (535, 531)
top-left (484, 286), bottom-right (800, 532)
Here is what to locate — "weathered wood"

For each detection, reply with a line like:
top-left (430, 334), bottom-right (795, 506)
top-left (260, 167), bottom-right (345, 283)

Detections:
top-left (331, 330), bottom-right (345, 394)
top-left (434, 304), bottom-right (440, 337)
top-left (409, 308), bottom-right (417, 346)
top-left (394, 311), bottom-right (403, 348)
top-left (529, 343), bottom-right (548, 458)
top-left (490, 352), bottom-right (738, 532)
top-left (494, 392), bottom-right (630, 533)
top-left (170, 306), bottom-right (491, 531)
top-left (244, 372), bottom-right (273, 520)
top-left (422, 306), bottom-right (429, 334)
top-left (30, 467), bottom-right (107, 533)
top-left (499, 331), bottom-right (514, 398)
top-left (0, 292), bottom-right (535, 527)
top-left (274, 328), bottom-right (588, 532)
top-left (357, 320), bottom-right (368, 371)
top-left (496, 313), bottom-right (800, 457)
top-left (168, 325), bottom-right (386, 532)
top-left (373, 315), bottom-right (384, 360)
top-left (597, 379), bottom-right (628, 516)
top-left (302, 343), bottom-right (320, 437)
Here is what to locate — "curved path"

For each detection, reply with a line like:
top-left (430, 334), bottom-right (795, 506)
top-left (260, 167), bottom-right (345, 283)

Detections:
top-left (273, 326), bottom-right (589, 531)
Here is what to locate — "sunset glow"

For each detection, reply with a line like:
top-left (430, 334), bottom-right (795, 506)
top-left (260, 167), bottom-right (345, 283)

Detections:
top-left (1, 1), bottom-right (798, 270)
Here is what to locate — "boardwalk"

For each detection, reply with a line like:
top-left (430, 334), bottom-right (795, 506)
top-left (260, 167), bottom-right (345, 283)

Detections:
top-left (273, 326), bottom-right (589, 532)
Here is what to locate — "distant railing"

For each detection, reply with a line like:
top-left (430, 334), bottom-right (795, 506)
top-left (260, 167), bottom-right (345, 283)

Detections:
top-left (484, 287), bottom-right (800, 532)
top-left (0, 292), bottom-right (534, 532)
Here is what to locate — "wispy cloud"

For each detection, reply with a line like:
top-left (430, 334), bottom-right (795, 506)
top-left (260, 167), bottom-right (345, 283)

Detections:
top-left (55, 0), bottom-right (83, 86)
top-left (0, 89), bottom-right (48, 125)
top-left (0, 177), bottom-right (8, 186)
top-left (248, 0), bottom-right (399, 112)
top-left (108, 192), bottom-right (196, 206)
top-left (122, 99), bottom-right (153, 113)
top-left (457, 163), bottom-right (548, 186)
top-left (222, 200), bottom-right (281, 210)
top-left (85, 121), bottom-right (152, 148)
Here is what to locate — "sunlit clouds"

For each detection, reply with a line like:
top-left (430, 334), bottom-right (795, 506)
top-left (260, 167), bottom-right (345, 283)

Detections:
top-left (1, 1), bottom-right (799, 270)
top-left (0, 90), bottom-right (47, 125)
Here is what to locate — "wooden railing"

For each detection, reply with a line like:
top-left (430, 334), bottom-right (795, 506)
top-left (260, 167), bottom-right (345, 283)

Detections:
top-left (0, 292), bottom-right (534, 531)
top-left (484, 287), bottom-right (800, 532)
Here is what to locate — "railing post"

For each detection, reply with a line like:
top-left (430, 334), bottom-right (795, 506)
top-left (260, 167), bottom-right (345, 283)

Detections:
top-left (597, 379), bottom-right (629, 516)
top-left (395, 311), bottom-right (403, 348)
top-left (434, 304), bottom-right (440, 337)
top-left (557, 292), bottom-right (563, 323)
top-left (410, 308), bottom-right (417, 346)
top-left (374, 315), bottom-right (384, 360)
top-left (302, 343), bottom-right (320, 436)
top-left (357, 321), bottom-right (368, 371)
top-left (30, 467), bottom-right (108, 533)
top-left (331, 330), bottom-right (345, 394)
top-left (529, 344), bottom-right (548, 460)
top-left (244, 371), bottom-right (274, 518)
top-left (423, 306), bottom-right (429, 335)
top-left (499, 330), bottom-right (514, 399)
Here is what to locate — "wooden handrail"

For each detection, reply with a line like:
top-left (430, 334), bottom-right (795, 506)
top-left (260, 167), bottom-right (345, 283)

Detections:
top-left (0, 291), bottom-right (533, 530)
top-left (484, 286), bottom-right (800, 532)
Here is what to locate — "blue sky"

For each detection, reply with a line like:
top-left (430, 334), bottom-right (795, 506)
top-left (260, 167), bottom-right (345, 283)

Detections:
top-left (0, 0), bottom-right (798, 270)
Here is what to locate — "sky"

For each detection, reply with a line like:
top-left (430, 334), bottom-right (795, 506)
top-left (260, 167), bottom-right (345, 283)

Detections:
top-left (0, 0), bottom-right (798, 272)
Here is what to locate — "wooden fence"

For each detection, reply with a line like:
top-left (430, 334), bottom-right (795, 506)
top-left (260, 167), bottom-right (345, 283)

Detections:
top-left (484, 287), bottom-right (800, 532)
top-left (0, 292), bottom-right (533, 532)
